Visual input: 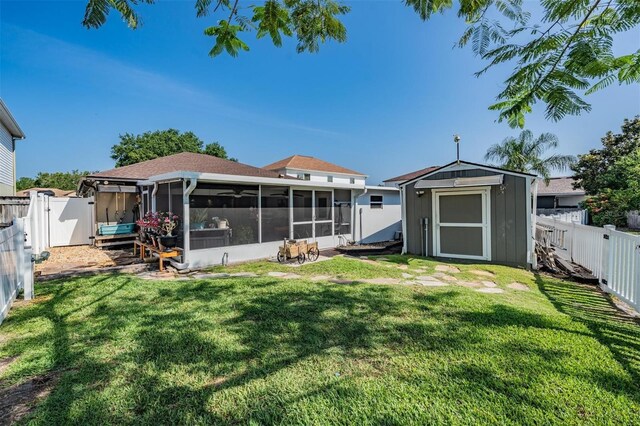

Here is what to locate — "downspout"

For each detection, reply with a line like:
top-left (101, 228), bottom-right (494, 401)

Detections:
top-left (529, 178), bottom-right (538, 269)
top-left (173, 177), bottom-right (197, 269)
top-left (151, 182), bottom-right (158, 212)
top-left (401, 186), bottom-right (407, 254)
top-left (358, 187), bottom-right (368, 243)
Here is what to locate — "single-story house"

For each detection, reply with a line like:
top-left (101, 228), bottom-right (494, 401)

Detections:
top-left (399, 160), bottom-right (537, 268)
top-left (536, 176), bottom-right (586, 211)
top-left (0, 99), bottom-right (26, 196)
top-left (79, 152), bottom-right (401, 267)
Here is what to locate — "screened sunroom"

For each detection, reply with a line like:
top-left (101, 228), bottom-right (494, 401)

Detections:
top-left (139, 172), bottom-right (357, 268)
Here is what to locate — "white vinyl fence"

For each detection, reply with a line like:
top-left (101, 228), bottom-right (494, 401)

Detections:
top-left (538, 209), bottom-right (588, 225)
top-left (537, 216), bottom-right (640, 312)
top-left (0, 219), bottom-right (34, 324)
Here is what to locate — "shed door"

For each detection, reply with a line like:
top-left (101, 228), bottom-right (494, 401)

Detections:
top-left (433, 188), bottom-right (490, 261)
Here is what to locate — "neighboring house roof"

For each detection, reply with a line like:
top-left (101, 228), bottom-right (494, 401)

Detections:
top-left (264, 155), bottom-right (366, 176)
top-left (537, 177), bottom-right (585, 196)
top-left (384, 166), bottom-right (440, 183)
top-left (18, 188), bottom-right (76, 197)
top-left (87, 152), bottom-right (285, 181)
top-left (0, 99), bottom-right (25, 139)
top-left (398, 160), bottom-right (537, 187)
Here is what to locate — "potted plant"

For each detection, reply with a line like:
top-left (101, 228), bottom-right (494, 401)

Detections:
top-left (190, 209), bottom-right (208, 230)
top-left (136, 212), bottom-right (155, 243)
top-left (158, 211), bottom-right (180, 251)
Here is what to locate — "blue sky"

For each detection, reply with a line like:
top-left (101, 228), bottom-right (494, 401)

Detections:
top-left (1, 1), bottom-right (639, 184)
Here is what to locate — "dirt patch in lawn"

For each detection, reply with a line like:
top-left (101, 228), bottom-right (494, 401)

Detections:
top-left (0, 372), bottom-right (59, 424)
top-left (36, 246), bottom-right (142, 276)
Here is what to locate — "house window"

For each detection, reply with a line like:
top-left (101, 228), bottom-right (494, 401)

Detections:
top-left (370, 195), bottom-right (383, 209)
top-left (297, 173), bottom-right (311, 181)
top-left (350, 177), bottom-right (355, 184)
top-left (328, 176), bottom-right (333, 183)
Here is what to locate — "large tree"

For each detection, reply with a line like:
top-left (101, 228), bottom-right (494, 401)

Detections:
top-left (82, 1), bottom-right (640, 127)
top-left (111, 129), bottom-right (236, 167)
top-left (16, 170), bottom-right (96, 191)
top-left (573, 116), bottom-right (640, 226)
top-left (484, 130), bottom-right (575, 181)
top-left (572, 116), bottom-right (640, 195)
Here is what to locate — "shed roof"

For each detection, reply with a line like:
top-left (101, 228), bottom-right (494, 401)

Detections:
top-left (264, 155), bottom-right (365, 176)
top-left (88, 152), bottom-right (284, 181)
top-left (399, 160), bottom-right (537, 187)
top-left (537, 177), bottom-right (585, 196)
top-left (384, 166), bottom-right (440, 183)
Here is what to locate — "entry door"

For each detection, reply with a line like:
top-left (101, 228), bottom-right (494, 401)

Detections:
top-left (291, 189), bottom-right (333, 240)
top-left (433, 188), bottom-right (490, 261)
top-left (48, 197), bottom-right (94, 247)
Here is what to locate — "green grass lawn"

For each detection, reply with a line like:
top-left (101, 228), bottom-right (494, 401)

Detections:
top-left (1, 256), bottom-right (639, 424)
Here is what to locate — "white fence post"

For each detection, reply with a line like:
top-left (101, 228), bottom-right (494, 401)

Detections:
top-left (601, 225), bottom-right (615, 289)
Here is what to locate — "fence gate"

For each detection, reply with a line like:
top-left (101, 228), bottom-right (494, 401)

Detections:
top-left (48, 197), bottom-right (94, 247)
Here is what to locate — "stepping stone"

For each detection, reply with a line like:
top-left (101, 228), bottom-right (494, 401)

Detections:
top-left (310, 275), bottom-right (332, 282)
top-left (457, 281), bottom-right (483, 288)
top-left (435, 265), bottom-right (460, 273)
top-left (470, 269), bottom-right (495, 278)
top-left (508, 282), bottom-right (530, 291)
top-left (363, 278), bottom-right (402, 285)
top-left (432, 272), bottom-right (458, 282)
top-left (228, 272), bottom-right (258, 277)
top-left (416, 275), bottom-right (441, 282)
top-left (482, 281), bottom-right (497, 288)
top-left (416, 280), bottom-right (448, 287)
top-left (401, 273), bottom-right (414, 279)
top-left (191, 273), bottom-right (229, 279)
top-left (396, 264), bottom-right (409, 270)
top-left (376, 257), bottom-right (389, 262)
top-left (476, 287), bottom-right (504, 294)
top-left (282, 274), bottom-right (302, 279)
top-left (267, 272), bottom-right (302, 279)
top-left (330, 278), bottom-right (354, 284)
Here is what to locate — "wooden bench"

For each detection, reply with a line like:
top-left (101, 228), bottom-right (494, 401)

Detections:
top-left (133, 240), bottom-right (182, 271)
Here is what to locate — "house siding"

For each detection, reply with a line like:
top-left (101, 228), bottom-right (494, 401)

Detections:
top-left (355, 188), bottom-right (401, 243)
top-left (0, 123), bottom-right (14, 196)
top-left (404, 168), bottom-right (529, 267)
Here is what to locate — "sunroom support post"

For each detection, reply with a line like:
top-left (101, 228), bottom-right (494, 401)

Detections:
top-left (183, 177), bottom-right (197, 264)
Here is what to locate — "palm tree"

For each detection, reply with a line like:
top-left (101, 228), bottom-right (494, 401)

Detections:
top-left (484, 130), bottom-right (576, 182)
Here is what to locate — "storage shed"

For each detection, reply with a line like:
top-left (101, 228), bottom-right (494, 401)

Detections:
top-left (399, 161), bottom-right (537, 268)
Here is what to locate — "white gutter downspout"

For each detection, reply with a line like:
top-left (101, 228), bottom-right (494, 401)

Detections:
top-left (401, 186), bottom-right (407, 254)
top-left (151, 182), bottom-right (158, 212)
top-left (181, 178), bottom-right (197, 266)
top-left (358, 187), bottom-right (368, 243)
top-left (529, 178), bottom-right (538, 269)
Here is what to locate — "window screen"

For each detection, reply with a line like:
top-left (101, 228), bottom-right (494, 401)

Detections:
top-left (189, 183), bottom-right (259, 249)
top-left (334, 189), bottom-right (351, 235)
top-left (261, 186), bottom-right (290, 242)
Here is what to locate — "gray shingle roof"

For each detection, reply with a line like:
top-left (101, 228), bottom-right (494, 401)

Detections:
top-left (537, 177), bottom-right (585, 195)
top-left (88, 152), bottom-right (285, 181)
